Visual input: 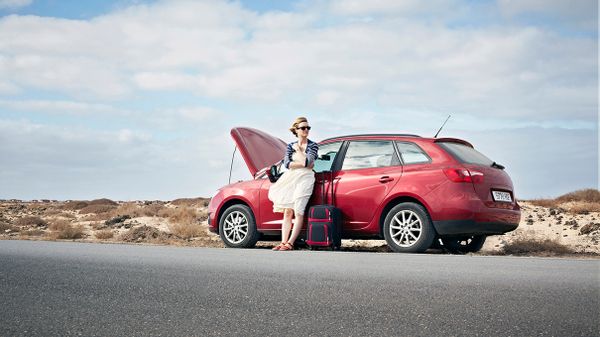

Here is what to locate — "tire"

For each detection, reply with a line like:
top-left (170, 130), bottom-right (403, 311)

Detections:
top-left (441, 235), bottom-right (486, 254)
top-left (383, 202), bottom-right (435, 253)
top-left (218, 204), bottom-right (259, 248)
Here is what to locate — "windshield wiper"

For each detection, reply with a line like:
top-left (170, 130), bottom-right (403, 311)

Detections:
top-left (491, 162), bottom-right (505, 170)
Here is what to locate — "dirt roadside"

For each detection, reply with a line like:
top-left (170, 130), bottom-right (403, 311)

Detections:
top-left (1, 194), bottom-right (598, 257)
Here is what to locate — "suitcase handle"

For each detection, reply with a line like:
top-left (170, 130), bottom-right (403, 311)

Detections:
top-left (320, 170), bottom-right (336, 206)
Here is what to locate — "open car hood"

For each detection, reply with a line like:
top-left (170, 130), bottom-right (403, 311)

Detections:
top-left (230, 127), bottom-right (287, 177)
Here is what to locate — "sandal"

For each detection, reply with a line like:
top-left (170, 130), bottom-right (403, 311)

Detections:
top-left (272, 242), bottom-right (286, 251)
top-left (279, 242), bottom-right (294, 251)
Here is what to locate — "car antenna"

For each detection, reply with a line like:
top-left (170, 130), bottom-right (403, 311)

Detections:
top-left (434, 115), bottom-right (451, 138)
top-left (228, 146), bottom-right (237, 185)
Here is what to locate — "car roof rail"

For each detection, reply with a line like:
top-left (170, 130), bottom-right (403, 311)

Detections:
top-left (320, 133), bottom-right (421, 142)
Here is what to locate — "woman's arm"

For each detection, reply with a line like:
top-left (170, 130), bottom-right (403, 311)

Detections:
top-left (282, 143), bottom-right (294, 169)
top-left (304, 142), bottom-right (319, 167)
top-left (289, 162), bottom-right (307, 169)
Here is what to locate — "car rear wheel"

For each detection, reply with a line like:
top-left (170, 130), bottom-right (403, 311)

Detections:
top-left (441, 235), bottom-right (486, 254)
top-left (219, 204), bottom-right (259, 248)
top-left (383, 202), bottom-right (435, 253)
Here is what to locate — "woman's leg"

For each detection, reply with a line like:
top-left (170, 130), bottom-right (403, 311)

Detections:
top-left (281, 208), bottom-right (293, 243)
top-left (288, 213), bottom-right (304, 244)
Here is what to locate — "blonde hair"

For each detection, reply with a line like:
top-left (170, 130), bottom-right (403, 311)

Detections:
top-left (289, 117), bottom-right (309, 137)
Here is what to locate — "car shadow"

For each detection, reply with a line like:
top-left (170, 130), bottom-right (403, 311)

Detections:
top-left (254, 241), bottom-right (452, 254)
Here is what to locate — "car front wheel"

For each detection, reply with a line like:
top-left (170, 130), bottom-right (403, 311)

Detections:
top-left (219, 204), bottom-right (259, 248)
top-left (383, 202), bottom-right (435, 253)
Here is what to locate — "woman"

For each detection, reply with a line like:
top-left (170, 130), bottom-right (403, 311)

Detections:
top-left (268, 117), bottom-right (318, 251)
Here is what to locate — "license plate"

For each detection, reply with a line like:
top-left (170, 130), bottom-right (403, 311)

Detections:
top-left (492, 190), bottom-right (512, 203)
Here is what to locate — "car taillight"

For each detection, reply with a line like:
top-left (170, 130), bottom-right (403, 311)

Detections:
top-left (443, 168), bottom-right (484, 183)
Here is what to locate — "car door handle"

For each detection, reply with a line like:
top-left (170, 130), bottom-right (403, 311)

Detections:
top-left (379, 176), bottom-right (394, 183)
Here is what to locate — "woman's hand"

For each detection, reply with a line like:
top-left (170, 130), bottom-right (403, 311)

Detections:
top-left (289, 161), bottom-right (313, 169)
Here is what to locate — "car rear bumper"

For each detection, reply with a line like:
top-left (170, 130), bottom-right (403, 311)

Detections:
top-left (433, 219), bottom-right (518, 236)
top-left (427, 183), bottom-right (521, 236)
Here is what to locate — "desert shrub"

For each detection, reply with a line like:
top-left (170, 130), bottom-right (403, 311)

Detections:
top-left (158, 206), bottom-right (199, 225)
top-left (81, 212), bottom-right (115, 221)
top-left (141, 203), bottom-right (165, 217)
top-left (89, 198), bottom-right (118, 206)
top-left (79, 204), bottom-right (116, 214)
top-left (501, 237), bottom-right (573, 256)
top-left (48, 218), bottom-right (73, 231)
top-left (20, 228), bottom-right (45, 236)
top-left (120, 225), bottom-right (171, 242)
top-left (169, 222), bottom-right (205, 240)
top-left (61, 201), bottom-right (89, 210)
top-left (95, 229), bottom-right (114, 240)
top-left (527, 199), bottom-right (560, 208)
top-left (105, 215), bottom-right (131, 227)
top-left (58, 212), bottom-right (77, 219)
top-left (197, 211), bottom-right (208, 222)
top-left (556, 189), bottom-right (600, 203)
top-left (55, 224), bottom-right (85, 239)
top-left (90, 221), bottom-right (105, 230)
top-left (26, 203), bottom-right (48, 211)
top-left (14, 216), bottom-right (47, 227)
top-left (567, 203), bottom-right (600, 214)
top-left (42, 208), bottom-right (65, 216)
top-left (527, 189), bottom-right (600, 214)
top-left (0, 221), bottom-right (16, 232)
top-left (110, 202), bottom-right (143, 218)
top-left (171, 198), bottom-right (209, 207)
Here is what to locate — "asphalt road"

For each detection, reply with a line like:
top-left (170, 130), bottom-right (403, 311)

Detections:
top-left (0, 241), bottom-right (598, 337)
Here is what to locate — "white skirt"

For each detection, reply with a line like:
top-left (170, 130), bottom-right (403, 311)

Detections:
top-left (268, 167), bottom-right (315, 216)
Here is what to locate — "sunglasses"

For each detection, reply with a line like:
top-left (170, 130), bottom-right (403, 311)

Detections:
top-left (296, 126), bottom-right (311, 131)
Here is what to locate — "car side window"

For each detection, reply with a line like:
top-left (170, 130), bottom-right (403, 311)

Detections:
top-left (313, 141), bottom-right (343, 173)
top-left (395, 142), bottom-right (430, 164)
top-left (341, 141), bottom-right (399, 170)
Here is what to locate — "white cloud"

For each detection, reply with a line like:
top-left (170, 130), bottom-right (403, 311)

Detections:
top-left (329, 0), bottom-right (458, 16)
top-left (0, 80), bottom-right (19, 94)
top-left (0, 118), bottom-right (235, 200)
top-left (0, 0), bottom-right (595, 125)
top-left (498, 0), bottom-right (598, 30)
top-left (116, 128), bottom-right (151, 143)
top-left (175, 106), bottom-right (218, 121)
top-left (0, 99), bottom-right (123, 114)
top-left (133, 72), bottom-right (196, 90)
top-left (0, 0), bottom-right (31, 9)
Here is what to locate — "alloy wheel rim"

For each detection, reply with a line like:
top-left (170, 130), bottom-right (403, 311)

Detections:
top-left (223, 211), bottom-right (248, 244)
top-left (389, 210), bottom-right (422, 247)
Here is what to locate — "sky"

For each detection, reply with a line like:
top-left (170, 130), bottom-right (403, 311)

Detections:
top-left (0, 0), bottom-right (597, 201)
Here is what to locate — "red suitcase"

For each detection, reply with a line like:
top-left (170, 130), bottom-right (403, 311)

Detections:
top-left (306, 171), bottom-right (342, 250)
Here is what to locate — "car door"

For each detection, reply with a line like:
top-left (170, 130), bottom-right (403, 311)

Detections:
top-left (333, 140), bottom-right (403, 231)
top-left (312, 141), bottom-right (345, 205)
top-left (258, 141), bottom-right (344, 231)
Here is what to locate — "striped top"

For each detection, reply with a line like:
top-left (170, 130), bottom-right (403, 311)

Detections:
top-left (283, 139), bottom-right (319, 169)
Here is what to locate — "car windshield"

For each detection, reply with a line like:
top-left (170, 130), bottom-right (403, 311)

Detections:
top-left (438, 142), bottom-right (494, 166)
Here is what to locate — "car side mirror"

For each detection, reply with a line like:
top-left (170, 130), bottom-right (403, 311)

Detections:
top-left (318, 154), bottom-right (331, 161)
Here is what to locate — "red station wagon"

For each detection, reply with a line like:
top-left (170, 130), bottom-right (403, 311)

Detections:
top-left (208, 127), bottom-right (521, 253)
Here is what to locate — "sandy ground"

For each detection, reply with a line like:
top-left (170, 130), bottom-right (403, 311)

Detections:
top-left (1, 199), bottom-right (599, 255)
top-left (482, 201), bottom-right (600, 254)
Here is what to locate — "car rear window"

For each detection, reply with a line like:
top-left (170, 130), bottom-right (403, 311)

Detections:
top-left (437, 142), bottom-right (494, 166)
top-left (395, 142), bottom-right (430, 164)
